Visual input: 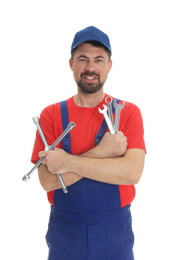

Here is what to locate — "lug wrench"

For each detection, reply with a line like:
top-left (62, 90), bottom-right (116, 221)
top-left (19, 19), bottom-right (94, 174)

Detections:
top-left (32, 116), bottom-right (68, 194)
top-left (98, 105), bottom-right (114, 134)
top-left (33, 117), bottom-right (50, 151)
top-left (22, 122), bottom-right (76, 190)
top-left (113, 99), bottom-right (125, 133)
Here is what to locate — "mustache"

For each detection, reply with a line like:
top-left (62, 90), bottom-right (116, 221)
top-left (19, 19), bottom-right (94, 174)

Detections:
top-left (80, 70), bottom-right (100, 78)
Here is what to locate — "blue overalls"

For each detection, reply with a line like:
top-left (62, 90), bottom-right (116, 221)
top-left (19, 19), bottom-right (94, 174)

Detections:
top-left (46, 100), bottom-right (134, 260)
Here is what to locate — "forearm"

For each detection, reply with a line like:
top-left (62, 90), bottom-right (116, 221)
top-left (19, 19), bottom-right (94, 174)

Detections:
top-left (69, 149), bottom-right (145, 185)
top-left (37, 136), bottom-right (114, 192)
top-left (82, 132), bottom-right (127, 159)
top-left (38, 133), bottom-right (145, 188)
top-left (38, 164), bottom-right (82, 192)
top-left (37, 147), bottom-right (104, 192)
top-left (37, 146), bottom-right (101, 192)
top-left (71, 157), bottom-right (127, 185)
top-left (71, 149), bottom-right (145, 185)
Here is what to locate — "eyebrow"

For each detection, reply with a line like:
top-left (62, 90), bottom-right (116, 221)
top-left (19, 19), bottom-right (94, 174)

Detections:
top-left (94, 55), bottom-right (105, 60)
top-left (77, 55), bottom-right (88, 60)
top-left (77, 55), bottom-right (106, 60)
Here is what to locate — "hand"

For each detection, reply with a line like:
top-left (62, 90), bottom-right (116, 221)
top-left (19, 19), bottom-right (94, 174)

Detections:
top-left (96, 131), bottom-right (128, 158)
top-left (38, 148), bottom-right (71, 174)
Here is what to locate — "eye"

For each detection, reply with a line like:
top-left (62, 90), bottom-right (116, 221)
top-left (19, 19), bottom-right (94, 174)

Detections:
top-left (95, 59), bottom-right (103, 63)
top-left (79, 58), bottom-right (87, 62)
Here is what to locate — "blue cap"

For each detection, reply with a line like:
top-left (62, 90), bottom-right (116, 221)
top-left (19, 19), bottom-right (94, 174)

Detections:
top-left (71, 26), bottom-right (112, 54)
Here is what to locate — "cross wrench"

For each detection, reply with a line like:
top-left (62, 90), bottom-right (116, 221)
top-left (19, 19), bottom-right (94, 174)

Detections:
top-left (32, 117), bottom-right (50, 151)
top-left (98, 105), bottom-right (114, 134)
top-left (32, 116), bottom-right (68, 194)
top-left (113, 99), bottom-right (125, 133)
top-left (22, 122), bottom-right (76, 186)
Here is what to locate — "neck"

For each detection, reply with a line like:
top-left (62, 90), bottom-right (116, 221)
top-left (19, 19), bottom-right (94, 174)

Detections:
top-left (74, 89), bottom-right (105, 108)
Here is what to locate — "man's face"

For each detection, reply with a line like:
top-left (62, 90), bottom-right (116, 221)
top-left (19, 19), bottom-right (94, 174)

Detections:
top-left (69, 43), bottom-right (112, 94)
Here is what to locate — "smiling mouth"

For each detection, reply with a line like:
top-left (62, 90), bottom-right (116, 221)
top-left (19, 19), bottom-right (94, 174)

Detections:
top-left (86, 76), bottom-right (95, 80)
top-left (81, 70), bottom-right (100, 81)
top-left (83, 76), bottom-right (98, 82)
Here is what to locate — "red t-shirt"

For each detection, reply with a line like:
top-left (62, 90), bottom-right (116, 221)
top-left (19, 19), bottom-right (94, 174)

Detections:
top-left (31, 94), bottom-right (146, 208)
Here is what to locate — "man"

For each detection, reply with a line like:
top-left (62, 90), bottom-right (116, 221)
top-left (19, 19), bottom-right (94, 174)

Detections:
top-left (31, 26), bottom-right (146, 260)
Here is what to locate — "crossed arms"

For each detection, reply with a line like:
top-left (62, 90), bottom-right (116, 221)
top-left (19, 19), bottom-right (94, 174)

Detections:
top-left (37, 131), bottom-right (145, 192)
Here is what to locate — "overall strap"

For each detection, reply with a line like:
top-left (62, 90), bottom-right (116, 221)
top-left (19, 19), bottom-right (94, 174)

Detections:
top-left (95, 98), bottom-right (121, 146)
top-left (60, 100), bottom-right (72, 154)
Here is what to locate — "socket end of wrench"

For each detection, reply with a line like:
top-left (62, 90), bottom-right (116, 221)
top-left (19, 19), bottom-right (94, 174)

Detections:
top-left (32, 116), bottom-right (40, 124)
top-left (68, 122), bottom-right (76, 131)
top-left (22, 174), bottom-right (30, 182)
top-left (62, 187), bottom-right (68, 194)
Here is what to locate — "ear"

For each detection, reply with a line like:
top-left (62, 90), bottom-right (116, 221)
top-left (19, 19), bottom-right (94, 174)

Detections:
top-left (69, 58), bottom-right (73, 71)
top-left (108, 59), bottom-right (112, 73)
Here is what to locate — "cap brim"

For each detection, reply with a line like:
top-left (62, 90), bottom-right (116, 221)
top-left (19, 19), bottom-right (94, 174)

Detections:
top-left (71, 37), bottom-right (112, 53)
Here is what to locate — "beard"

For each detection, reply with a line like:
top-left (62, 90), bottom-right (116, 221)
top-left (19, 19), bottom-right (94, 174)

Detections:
top-left (76, 71), bottom-right (105, 94)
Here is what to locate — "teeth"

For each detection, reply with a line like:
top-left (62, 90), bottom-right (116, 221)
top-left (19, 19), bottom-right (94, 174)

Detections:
top-left (86, 77), bottom-right (94, 80)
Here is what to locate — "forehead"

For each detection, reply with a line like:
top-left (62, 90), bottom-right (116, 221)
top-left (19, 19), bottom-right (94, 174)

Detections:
top-left (74, 43), bottom-right (108, 59)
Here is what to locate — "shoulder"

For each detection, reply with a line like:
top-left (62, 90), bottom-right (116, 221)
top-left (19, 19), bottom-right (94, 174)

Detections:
top-left (105, 94), bottom-right (142, 119)
top-left (121, 101), bottom-right (143, 127)
top-left (106, 94), bottom-right (140, 112)
top-left (111, 96), bottom-right (142, 115)
top-left (40, 97), bottom-right (71, 118)
top-left (120, 100), bottom-right (144, 136)
top-left (39, 97), bottom-right (74, 128)
top-left (123, 101), bottom-right (141, 115)
top-left (41, 102), bottom-right (60, 118)
top-left (112, 98), bottom-right (144, 129)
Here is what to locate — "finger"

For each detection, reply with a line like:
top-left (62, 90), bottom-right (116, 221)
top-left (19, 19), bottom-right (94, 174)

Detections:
top-left (104, 132), bottom-right (111, 137)
top-left (117, 131), bottom-right (124, 137)
top-left (38, 151), bottom-right (47, 158)
top-left (41, 158), bottom-right (46, 165)
top-left (123, 136), bottom-right (127, 142)
top-left (122, 135), bottom-right (128, 142)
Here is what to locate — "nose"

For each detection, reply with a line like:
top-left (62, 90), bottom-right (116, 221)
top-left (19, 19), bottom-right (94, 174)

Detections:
top-left (84, 60), bottom-right (96, 72)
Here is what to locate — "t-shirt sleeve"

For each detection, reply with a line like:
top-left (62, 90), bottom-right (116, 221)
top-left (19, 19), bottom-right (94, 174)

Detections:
top-left (31, 104), bottom-right (60, 164)
top-left (122, 103), bottom-right (146, 152)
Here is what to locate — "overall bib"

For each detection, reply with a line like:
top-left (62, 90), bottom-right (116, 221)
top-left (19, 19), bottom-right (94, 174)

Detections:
top-left (46, 100), bottom-right (135, 260)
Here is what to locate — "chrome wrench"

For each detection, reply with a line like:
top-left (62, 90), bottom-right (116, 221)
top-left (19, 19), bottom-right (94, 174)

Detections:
top-left (32, 116), bottom-right (68, 194)
top-left (22, 122), bottom-right (76, 186)
top-left (105, 96), bottom-right (114, 129)
top-left (113, 99), bottom-right (125, 133)
top-left (98, 105), bottom-right (114, 134)
top-left (32, 117), bottom-right (50, 151)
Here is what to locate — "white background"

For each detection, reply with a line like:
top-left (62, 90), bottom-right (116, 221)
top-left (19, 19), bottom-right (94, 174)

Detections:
top-left (0, 0), bottom-right (173, 259)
